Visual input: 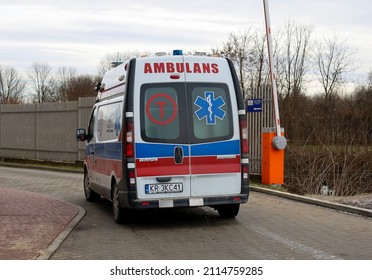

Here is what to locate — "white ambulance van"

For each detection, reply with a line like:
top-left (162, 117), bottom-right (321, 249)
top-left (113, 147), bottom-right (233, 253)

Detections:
top-left (77, 51), bottom-right (249, 223)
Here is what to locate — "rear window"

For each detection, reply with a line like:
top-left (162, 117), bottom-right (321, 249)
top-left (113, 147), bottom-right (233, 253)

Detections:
top-left (140, 83), bottom-right (186, 143)
top-left (140, 82), bottom-right (233, 144)
top-left (189, 83), bottom-right (233, 143)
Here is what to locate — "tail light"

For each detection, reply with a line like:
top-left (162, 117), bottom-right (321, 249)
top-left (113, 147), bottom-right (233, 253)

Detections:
top-left (233, 197), bottom-right (241, 202)
top-left (239, 118), bottom-right (248, 155)
top-left (123, 114), bottom-right (136, 188)
top-left (242, 165), bottom-right (249, 180)
top-left (129, 170), bottom-right (136, 185)
top-left (239, 113), bottom-right (249, 192)
top-left (125, 121), bottom-right (134, 157)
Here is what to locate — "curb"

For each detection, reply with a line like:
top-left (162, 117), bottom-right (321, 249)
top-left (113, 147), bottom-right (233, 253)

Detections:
top-left (250, 185), bottom-right (372, 219)
top-left (0, 162), bottom-right (83, 174)
top-left (37, 205), bottom-right (86, 260)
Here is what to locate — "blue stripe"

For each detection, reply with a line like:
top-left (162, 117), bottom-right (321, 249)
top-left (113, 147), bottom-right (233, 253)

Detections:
top-left (191, 140), bottom-right (240, 156)
top-left (85, 142), bottom-right (121, 160)
top-left (135, 143), bottom-right (189, 158)
top-left (106, 142), bottom-right (122, 160)
top-left (135, 140), bottom-right (240, 158)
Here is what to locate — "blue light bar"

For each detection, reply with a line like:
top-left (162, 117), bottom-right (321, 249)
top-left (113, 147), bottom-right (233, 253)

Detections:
top-left (173, 49), bottom-right (183, 55)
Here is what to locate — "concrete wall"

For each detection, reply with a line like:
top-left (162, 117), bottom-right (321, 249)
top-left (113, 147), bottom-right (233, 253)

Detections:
top-left (0, 97), bottom-right (95, 162)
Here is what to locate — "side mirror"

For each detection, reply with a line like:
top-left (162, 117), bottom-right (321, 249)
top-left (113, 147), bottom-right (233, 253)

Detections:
top-left (76, 128), bottom-right (87, 141)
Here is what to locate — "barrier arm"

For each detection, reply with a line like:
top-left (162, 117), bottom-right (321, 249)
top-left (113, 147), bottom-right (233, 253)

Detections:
top-left (263, 0), bottom-right (287, 150)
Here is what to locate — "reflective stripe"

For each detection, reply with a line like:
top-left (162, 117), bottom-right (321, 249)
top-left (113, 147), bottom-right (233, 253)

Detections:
top-left (189, 198), bottom-right (204, 206)
top-left (159, 200), bottom-right (174, 208)
top-left (241, 158), bottom-right (249, 164)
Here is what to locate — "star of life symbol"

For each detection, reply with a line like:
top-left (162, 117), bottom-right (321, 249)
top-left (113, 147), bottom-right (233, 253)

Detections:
top-left (194, 91), bottom-right (226, 125)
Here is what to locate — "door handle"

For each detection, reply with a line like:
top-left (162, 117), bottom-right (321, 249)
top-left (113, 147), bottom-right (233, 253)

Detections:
top-left (90, 151), bottom-right (96, 163)
top-left (156, 177), bottom-right (171, 182)
top-left (174, 146), bottom-right (183, 164)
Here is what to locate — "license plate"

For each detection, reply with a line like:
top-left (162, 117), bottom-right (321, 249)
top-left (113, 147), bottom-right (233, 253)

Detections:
top-left (145, 183), bottom-right (183, 194)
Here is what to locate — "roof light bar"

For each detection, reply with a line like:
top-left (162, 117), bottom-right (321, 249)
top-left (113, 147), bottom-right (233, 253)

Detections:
top-left (172, 49), bottom-right (183, 55)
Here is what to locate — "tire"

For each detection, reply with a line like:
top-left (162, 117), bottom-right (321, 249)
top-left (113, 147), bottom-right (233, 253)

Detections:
top-left (217, 204), bottom-right (240, 218)
top-left (84, 170), bottom-right (100, 202)
top-left (112, 181), bottom-right (132, 224)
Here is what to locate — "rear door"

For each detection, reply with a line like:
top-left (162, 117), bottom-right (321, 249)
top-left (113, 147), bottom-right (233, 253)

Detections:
top-left (187, 82), bottom-right (241, 196)
top-left (183, 56), bottom-right (241, 197)
top-left (134, 56), bottom-right (191, 201)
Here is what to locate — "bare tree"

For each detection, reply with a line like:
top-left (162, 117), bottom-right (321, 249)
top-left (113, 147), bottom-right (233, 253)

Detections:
top-left (64, 75), bottom-right (100, 101)
top-left (52, 67), bottom-right (98, 101)
top-left (219, 30), bottom-right (251, 97)
top-left (272, 22), bottom-right (313, 143)
top-left (313, 33), bottom-right (355, 102)
top-left (213, 28), bottom-right (269, 99)
top-left (276, 21), bottom-right (313, 98)
top-left (54, 66), bottom-right (77, 101)
top-left (27, 62), bottom-right (53, 103)
top-left (246, 28), bottom-right (269, 91)
top-left (0, 65), bottom-right (26, 104)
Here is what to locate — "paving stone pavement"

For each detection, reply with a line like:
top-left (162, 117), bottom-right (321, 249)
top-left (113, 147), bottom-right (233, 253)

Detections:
top-left (1, 165), bottom-right (372, 260)
top-left (0, 187), bottom-right (82, 260)
top-left (0, 166), bottom-right (86, 260)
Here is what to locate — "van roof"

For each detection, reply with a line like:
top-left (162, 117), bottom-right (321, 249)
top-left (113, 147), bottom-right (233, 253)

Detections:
top-left (100, 62), bottom-right (128, 91)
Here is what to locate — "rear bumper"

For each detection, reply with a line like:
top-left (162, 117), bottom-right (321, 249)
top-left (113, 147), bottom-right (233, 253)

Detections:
top-left (119, 192), bottom-right (249, 210)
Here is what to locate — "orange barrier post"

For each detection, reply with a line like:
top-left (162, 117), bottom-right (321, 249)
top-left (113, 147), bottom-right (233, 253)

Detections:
top-left (262, 127), bottom-right (285, 185)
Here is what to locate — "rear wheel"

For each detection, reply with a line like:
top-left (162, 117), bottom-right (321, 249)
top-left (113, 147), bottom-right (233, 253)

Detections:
top-left (84, 170), bottom-right (100, 202)
top-left (112, 181), bottom-right (132, 224)
top-left (217, 204), bottom-right (240, 218)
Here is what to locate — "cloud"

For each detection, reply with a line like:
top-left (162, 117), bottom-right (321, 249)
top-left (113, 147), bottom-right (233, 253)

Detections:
top-left (0, 0), bottom-right (371, 77)
top-left (1, 0), bottom-right (255, 73)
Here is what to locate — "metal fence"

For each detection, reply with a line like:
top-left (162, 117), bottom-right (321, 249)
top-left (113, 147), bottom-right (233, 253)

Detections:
top-left (246, 86), bottom-right (274, 175)
top-left (1, 87), bottom-right (273, 174)
top-left (0, 97), bottom-right (95, 162)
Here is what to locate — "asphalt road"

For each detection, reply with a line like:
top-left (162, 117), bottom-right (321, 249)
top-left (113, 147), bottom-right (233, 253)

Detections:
top-left (1, 166), bottom-right (372, 260)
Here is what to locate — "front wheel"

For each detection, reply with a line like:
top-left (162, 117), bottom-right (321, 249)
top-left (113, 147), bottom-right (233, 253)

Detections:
top-left (217, 204), bottom-right (240, 218)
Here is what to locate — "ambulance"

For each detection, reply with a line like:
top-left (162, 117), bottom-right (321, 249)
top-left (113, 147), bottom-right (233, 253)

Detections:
top-left (77, 50), bottom-right (249, 223)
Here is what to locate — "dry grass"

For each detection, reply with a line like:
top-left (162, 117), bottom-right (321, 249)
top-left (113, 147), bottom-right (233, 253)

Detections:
top-left (284, 144), bottom-right (372, 196)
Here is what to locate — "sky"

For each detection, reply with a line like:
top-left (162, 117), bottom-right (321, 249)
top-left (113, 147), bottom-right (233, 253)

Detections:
top-left (1, 0), bottom-right (372, 80)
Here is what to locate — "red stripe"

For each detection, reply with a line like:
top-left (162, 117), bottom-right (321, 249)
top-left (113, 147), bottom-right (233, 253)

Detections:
top-left (191, 156), bottom-right (240, 174)
top-left (136, 158), bottom-right (190, 177)
top-left (106, 159), bottom-right (122, 178)
top-left (136, 156), bottom-right (240, 177)
top-left (85, 157), bottom-right (122, 178)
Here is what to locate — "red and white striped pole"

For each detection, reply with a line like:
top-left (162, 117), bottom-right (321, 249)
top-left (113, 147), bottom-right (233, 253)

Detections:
top-left (263, 0), bottom-right (287, 150)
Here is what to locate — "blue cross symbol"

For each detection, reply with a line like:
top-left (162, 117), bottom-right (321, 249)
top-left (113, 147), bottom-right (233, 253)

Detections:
top-left (194, 91), bottom-right (226, 125)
